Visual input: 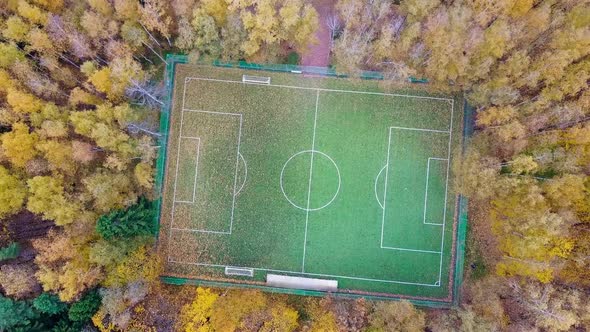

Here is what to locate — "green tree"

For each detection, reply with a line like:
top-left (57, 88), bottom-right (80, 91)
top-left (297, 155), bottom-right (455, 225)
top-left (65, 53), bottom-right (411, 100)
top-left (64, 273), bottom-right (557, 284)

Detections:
top-left (96, 197), bottom-right (156, 239)
top-left (68, 289), bottom-right (101, 322)
top-left (0, 242), bottom-right (21, 261)
top-left (33, 293), bottom-right (68, 315)
top-left (0, 295), bottom-right (40, 331)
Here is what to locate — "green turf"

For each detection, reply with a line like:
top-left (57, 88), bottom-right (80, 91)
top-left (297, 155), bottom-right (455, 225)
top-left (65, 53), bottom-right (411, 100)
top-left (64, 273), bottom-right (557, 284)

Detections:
top-left (159, 64), bottom-right (464, 300)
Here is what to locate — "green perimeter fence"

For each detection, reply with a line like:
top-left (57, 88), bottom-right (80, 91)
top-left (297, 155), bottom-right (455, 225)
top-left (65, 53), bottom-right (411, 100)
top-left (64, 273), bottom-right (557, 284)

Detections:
top-left (152, 54), bottom-right (473, 307)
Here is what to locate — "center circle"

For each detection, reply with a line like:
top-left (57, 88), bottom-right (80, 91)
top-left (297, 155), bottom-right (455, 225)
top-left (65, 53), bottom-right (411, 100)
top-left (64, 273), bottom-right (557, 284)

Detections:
top-left (280, 150), bottom-right (341, 211)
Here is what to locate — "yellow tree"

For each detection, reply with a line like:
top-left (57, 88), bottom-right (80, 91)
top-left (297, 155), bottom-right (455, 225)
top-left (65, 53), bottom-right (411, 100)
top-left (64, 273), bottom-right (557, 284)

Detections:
top-left (0, 42), bottom-right (25, 69)
top-left (476, 106), bottom-right (517, 128)
top-left (202, 0), bottom-right (228, 25)
top-left (210, 289), bottom-right (266, 331)
top-left (1, 122), bottom-right (39, 168)
top-left (304, 298), bottom-right (338, 331)
top-left (0, 69), bottom-right (20, 94)
top-left (509, 281), bottom-right (587, 331)
top-left (179, 287), bottom-right (219, 332)
top-left (134, 162), bottom-right (154, 189)
top-left (0, 165), bottom-right (26, 218)
top-left (279, 0), bottom-right (318, 52)
top-left (422, 4), bottom-right (471, 83)
top-left (492, 179), bottom-right (574, 282)
top-left (33, 230), bottom-right (103, 302)
top-left (70, 106), bottom-right (136, 156)
top-left (543, 174), bottom-right (587, 210)
top-left (102, 245), bottom-right (161, 287)
top-left (35, 140), bottom-right (76, 175)
top-left (139, 0), bottom-right (172, 44)
top-left (86, 0), bottom-right (113, 16)
top-left (17, 0), bottom-right (48, 25)
top-left (232, 0), bottom-right (318, 58)
top-left (32, 0), bottom-right (64, 12)
top-left (6, 88), bottom-right (44, 113)
top-left (367, 300), bottom-right (426, 332)
top-left (80, 10), bottom-right (118, 40)
top-left (455, 148), bottom-right (501, 200)
top-left (0, 264), bottom-right (39, 299)
top-left (399, 0), bottom-right (440, 22)
top-left (82, 57), bottom-right (144, 101)
top-left (260, 303), bottom-right (299, 332)
top-left (2, 15), bottom-right (30, 42)
top-left (26, 175), bottom-right (82, 226)
top-left (82, 170), bottom-right (138, 213)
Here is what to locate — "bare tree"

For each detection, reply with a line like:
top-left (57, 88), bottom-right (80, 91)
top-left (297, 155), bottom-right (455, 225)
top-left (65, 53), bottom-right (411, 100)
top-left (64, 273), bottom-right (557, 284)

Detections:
top-left (126, 79), bottom-right (165, 108)
top-left (326, 14), bottom-right (341, 48)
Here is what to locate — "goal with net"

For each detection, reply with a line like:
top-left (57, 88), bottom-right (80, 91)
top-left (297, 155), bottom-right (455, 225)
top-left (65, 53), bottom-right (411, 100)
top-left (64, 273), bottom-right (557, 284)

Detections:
top-left (242, 75), bottom-right (271, 85)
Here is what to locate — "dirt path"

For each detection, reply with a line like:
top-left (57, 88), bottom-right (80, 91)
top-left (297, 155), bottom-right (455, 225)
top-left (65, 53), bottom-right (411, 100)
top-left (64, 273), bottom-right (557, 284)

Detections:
top-left (301, 0), bottom-right (335, 67)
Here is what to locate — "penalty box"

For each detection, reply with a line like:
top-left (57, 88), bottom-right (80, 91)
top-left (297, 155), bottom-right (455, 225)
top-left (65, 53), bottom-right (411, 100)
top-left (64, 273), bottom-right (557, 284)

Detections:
top-left (170, 109), bottom-right (243, 234)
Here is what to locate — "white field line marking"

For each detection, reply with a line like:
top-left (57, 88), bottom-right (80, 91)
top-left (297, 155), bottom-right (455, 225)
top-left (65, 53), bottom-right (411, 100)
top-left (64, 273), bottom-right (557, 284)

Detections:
top-left (235, 153), bottom-right (248, 196)
top-left (182, 77), bottom-right (187, 110)
top-left (389, 126), bottom-right (449, 133)
top-left (302, 90), bottom-right (320, 273)
top-left (192, 139), bottom-right (201, 203)
top-left (423, 158), bottom-right (430, 224)
top-left (167, 258), bottom-right (439, 287)
top-left (374, 165), bottom-right (386, 209)
top-left (183, 108), bottom-right (242, 116)
top-left (381, 246), bottom-right (442, 254)
top-left (423, 158), bottom-right (445, 226)
top-left (438, 99), bottom-right (454, 284)
top-left (380, 128), bottom-right (393, 248)
top-left (279, 150), bottom-right (341, 211)
top-left (185, 76), bottom-right (453, 102)
top-left (230, 114), bottom-right (243, 233)
top-left (171, 227), bottom-right (231, 235)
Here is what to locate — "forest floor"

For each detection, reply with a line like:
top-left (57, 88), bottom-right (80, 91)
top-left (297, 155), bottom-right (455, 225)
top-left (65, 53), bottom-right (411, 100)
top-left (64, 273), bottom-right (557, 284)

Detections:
top-left (300, 0), bottom-right (335, 67)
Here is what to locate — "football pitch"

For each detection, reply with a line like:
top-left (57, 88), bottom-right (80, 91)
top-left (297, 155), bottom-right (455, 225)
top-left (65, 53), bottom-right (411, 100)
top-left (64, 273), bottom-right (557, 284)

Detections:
top-left (158, 63), bottom-right (466, 301)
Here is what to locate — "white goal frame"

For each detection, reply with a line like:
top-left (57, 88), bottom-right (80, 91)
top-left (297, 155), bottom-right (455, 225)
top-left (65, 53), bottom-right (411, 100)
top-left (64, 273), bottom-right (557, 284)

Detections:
top-left (242, 75), bottom-right (270, 85)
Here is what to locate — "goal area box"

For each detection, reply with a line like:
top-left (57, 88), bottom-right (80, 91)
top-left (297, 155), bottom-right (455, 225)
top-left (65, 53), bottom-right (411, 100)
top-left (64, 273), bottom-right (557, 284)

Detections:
top-left (155, 56), bottom-right (470, 307)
